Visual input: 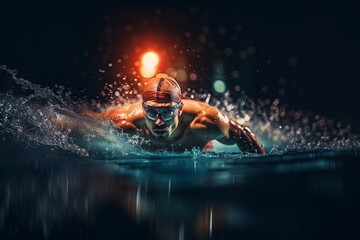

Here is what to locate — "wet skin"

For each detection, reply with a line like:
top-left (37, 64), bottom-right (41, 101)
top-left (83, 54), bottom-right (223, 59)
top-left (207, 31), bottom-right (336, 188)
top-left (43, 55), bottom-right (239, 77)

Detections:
top-left (87, 99), bottom-right (265, 154)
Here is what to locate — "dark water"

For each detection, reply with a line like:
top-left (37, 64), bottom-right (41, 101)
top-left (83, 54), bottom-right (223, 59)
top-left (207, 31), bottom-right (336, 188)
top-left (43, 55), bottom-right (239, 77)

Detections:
top-left (1, 2), bottom-right (359, 237)
top-left (1, 146), bottom-right (359, 240)
top-left (1, 67), bottom-right (359, 239)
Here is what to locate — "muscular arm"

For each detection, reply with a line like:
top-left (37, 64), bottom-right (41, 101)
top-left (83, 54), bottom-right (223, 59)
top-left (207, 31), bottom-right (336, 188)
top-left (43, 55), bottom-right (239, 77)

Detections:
top-left (221, 119), bottom-right (265, 154)
top-left (191, 104), bottom-right (265, 154)
top-left (81, 104), bottom-right (142, 135)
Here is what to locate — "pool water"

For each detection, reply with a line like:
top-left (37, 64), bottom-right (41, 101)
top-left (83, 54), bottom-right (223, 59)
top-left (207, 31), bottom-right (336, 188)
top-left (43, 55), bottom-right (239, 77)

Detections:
top-left (1, 146), bottom-right (359, 240)
top-left (1, 66), bottom-right (359, 240)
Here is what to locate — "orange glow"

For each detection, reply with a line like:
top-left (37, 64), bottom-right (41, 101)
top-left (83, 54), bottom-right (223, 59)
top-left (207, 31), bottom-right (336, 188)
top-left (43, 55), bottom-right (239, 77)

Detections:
top-left (141, 52), bottom-right (159, 68)
top-left (140, 66), bottom-right (156, 78)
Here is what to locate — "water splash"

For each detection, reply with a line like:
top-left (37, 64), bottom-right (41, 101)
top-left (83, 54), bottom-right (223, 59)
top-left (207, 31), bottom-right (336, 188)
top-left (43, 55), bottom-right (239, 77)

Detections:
top-left (0, 66), bottom-right (146, 158)
top-left (200, 90), bottom-right (360, 154)
top-left (0, 66), bottom-right (359, 158)
top-left (95, 73), bottom-right (360, 155)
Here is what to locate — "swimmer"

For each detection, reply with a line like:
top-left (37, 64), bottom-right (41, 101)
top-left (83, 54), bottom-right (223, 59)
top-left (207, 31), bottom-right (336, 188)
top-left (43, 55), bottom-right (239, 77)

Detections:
top-left (85, 73), bottom-right (265, 154)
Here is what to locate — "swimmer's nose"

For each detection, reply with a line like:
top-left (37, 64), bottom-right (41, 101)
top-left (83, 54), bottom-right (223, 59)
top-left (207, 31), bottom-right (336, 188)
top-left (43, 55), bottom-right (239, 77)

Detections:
top-left (154, 114), bottom-right (165, 126)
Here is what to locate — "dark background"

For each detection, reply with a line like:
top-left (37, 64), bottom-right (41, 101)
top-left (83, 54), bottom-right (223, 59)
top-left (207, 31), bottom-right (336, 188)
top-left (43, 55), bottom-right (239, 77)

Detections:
top-left (1, 1), bottom-right (359, 133)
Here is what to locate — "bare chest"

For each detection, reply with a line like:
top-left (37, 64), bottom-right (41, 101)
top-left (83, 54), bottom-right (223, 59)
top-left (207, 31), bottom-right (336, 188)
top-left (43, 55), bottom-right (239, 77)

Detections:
top-left (142, 130), bottom-right (210, 152)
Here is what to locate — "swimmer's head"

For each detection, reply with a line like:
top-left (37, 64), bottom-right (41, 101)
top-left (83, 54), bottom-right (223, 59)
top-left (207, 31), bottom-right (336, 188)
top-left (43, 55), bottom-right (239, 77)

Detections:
top-left (142, 73), bottom-right (182, 106)
top-left (142, 73), bottom-right (183, 141)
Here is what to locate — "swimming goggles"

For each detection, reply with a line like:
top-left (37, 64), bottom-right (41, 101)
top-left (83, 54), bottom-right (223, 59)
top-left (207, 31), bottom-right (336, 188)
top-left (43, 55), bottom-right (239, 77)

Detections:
top-left (142, 102), bottom-right (181, 121)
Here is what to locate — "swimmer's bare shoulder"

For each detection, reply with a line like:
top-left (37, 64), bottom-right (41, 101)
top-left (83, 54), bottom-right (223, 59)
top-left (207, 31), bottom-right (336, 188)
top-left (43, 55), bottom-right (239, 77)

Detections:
top-left (182, 99), bottom-right (227, 138)
top-left (83, 102), bottom-right (145, 134)
top-left (183, 99), bottom-right (265, 154)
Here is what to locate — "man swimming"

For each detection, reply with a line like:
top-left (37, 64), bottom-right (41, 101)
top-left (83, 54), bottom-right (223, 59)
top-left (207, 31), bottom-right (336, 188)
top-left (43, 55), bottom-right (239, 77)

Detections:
top-left (85, 73), bottom-right (265, 154)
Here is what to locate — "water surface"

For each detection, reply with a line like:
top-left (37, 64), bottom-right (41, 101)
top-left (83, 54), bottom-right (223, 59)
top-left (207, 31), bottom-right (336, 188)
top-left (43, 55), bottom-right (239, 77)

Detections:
top-left (1, 147), bottom-right (359, 240)
top-left (1, 66), bottom-right (359, 240)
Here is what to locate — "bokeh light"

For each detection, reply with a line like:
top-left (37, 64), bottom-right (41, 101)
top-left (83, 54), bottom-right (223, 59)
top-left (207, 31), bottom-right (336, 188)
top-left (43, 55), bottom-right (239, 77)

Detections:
top-left (140, 51), bottom-right (159, 78)
top-left (175, 69), bottom-right (188, 82)
top-left (141, 52), bottom-right (159, 68)
top-left (189, 72), bottom-right (197, 81)
top-left (140, 66), bottom-right (156, 78)
top-left (165, 67), bottom-right (177, 78)
top-left (213, 80), bottom-right (226, 93)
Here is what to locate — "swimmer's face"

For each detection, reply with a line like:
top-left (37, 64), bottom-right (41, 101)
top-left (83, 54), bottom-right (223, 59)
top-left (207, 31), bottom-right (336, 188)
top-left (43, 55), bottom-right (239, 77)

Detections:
top-left (142, 101), bottom-right (183, 141)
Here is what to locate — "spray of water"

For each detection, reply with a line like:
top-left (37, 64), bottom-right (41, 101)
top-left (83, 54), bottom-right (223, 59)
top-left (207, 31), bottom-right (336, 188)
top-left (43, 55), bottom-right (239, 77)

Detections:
top-left (0, 66), bottom-right (359, 158)
top-left (188, 90), bottom-right (359, 154)
top-left (93, 72), bottom-right (360, 155)
top-left (0, 66), bottom-right (147, 158)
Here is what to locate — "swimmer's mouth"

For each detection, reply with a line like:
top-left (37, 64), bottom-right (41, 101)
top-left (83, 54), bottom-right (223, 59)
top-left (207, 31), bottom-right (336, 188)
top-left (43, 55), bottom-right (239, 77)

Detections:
top-left (153, 129), bottom-right (168, 134)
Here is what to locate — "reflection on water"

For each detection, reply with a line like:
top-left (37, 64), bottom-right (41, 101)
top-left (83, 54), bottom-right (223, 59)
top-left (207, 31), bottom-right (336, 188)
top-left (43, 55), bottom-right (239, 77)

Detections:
top-left (1, 149), bottom-right (359, 240)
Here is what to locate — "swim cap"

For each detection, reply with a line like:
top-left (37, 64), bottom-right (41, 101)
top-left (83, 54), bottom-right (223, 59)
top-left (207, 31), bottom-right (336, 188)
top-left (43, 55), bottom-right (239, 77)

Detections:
top-left (142, 73), bottom-right (182, 104)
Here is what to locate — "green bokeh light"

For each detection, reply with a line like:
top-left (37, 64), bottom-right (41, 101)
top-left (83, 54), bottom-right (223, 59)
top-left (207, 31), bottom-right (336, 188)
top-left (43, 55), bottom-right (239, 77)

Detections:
top-left (213, 80), bottom-right (226, 93)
